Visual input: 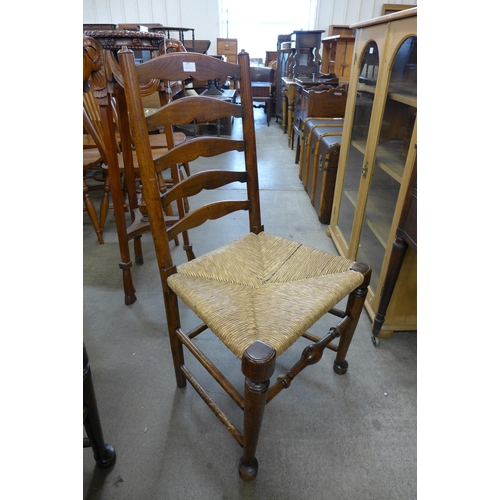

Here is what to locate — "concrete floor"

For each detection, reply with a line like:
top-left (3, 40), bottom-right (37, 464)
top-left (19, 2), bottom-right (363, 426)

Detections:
top-left (83, 108), bottom-right (417, 499)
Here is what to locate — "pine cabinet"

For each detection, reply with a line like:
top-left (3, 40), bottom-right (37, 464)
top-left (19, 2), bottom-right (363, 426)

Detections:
top-left (217, 38), bottom-right (238, 63)
top-left (327, 8), bottom-right (417, 337)
top-left (321, 26), bottom-right (355, 84)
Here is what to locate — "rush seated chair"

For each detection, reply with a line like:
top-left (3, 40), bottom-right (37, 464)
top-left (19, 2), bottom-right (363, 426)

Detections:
top-left (118, 48), bottom-right (371, 480)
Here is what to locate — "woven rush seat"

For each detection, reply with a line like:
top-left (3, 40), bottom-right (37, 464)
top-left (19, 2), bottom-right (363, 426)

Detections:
top-left (168, 232), bottom-right (364, 358)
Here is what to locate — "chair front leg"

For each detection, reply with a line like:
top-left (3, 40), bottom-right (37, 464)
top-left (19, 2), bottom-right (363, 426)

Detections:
top-left (163, 272), bottom-right (187, 389)
top-left (239, 341), bottom-right (276, 481)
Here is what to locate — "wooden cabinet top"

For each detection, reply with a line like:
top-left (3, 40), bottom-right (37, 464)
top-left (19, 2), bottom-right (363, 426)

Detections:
top-left (351, 6), bottom-right (416, 29)
top-left (322, 35), bottom-right (355, 43)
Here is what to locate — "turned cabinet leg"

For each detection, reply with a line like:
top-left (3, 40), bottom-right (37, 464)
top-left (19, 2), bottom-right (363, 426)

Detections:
top-left (372, 235), bottom-right (408, 337)
top-left (239, 341), bottom-right (276, 481)
top-left (83, 345), bottom-right (116, 469)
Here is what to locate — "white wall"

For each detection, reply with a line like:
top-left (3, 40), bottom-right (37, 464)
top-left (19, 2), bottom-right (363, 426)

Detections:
top-left (83, 0), bottom-right (417, 54)
top-left (315, 0), bottom-right (416, 34)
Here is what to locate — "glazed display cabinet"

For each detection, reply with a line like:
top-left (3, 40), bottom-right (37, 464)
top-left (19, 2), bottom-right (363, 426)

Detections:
top-left (327, 8), bottom-right (417, 337)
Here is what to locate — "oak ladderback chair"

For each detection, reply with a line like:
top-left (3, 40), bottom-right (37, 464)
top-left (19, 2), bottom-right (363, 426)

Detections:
top-left (118, 48), bottom-right (371, 480)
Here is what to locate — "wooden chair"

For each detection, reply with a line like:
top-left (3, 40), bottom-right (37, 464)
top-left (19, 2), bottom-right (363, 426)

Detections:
top-left (83, 93), bottom-right (113, 244)
top-left (118, 49), bottom-right (371, 480)
top-left (83, 87), bottom-right (192, 244)
top-left (250, 66), bottom-right (275, 126)
top-left (84, 32), bottom-right (195, 303)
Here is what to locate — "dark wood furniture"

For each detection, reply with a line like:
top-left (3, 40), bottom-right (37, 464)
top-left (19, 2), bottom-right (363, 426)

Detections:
top-left (148, 26), bottom-right (195, 46)
top-left (83, 344), bottom-right (116, 469)
top-left (265, 51), bottom-right (277, 67)
top-left (119, 49), bottom-right (371, 480)
top-left (250, 66), bottom-right (275, 126)
top-left (372, 151), bottom-right (416, 345)
top-left (292, 83), bottom-right (346, 163)
top-left (289, 30), bottom-right (324, 78)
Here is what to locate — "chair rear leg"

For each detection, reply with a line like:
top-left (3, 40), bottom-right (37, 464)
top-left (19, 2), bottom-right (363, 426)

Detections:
top-left (239, 341), bottom-right (276, 481)
top-left (334, 263), bottom-right (371, 374)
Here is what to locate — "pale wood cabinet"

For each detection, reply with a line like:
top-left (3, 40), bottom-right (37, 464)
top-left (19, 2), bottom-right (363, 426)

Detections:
top-left (321, 26), bottom-right (355, 83)
top-left (327, 8), bottom-right (417, 337)
top-left (217, 38), bottom-right (238, 63)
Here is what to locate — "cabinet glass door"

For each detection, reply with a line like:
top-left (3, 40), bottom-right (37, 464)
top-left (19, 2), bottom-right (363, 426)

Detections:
top-left (357, 36), bottom-right (417, 288)
top-left (337, 41), bottom-right (379, 248)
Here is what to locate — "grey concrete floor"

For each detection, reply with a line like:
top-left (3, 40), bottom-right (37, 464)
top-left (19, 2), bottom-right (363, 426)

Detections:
top-left (83, 108), bottom-right (417, 499)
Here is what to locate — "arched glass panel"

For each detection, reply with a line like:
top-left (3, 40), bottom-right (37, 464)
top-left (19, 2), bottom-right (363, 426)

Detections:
top-left (337, 41), bottom-right (379, 247)
top-left (357, 36), bottom-right (417, 288)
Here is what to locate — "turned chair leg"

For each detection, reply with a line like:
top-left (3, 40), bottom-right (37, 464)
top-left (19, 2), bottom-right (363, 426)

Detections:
top-left (334, 263), bottom-right (370, 374)
top-left (239, 341), bottom-right (276, 481)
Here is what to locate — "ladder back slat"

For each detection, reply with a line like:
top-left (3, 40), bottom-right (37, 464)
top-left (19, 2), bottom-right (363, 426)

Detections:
top-left (166, 201), bottom-right (249, 241)
top-left (161, 170), bottom-right (248, 207)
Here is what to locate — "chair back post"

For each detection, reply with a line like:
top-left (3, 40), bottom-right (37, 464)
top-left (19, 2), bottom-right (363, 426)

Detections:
top-left (118, 47), bottom-right (175, 272)
top-left (238, 51), bottom-right (263, 235)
